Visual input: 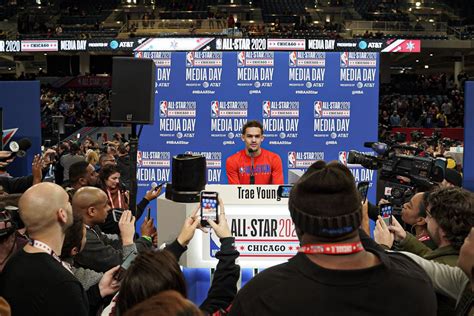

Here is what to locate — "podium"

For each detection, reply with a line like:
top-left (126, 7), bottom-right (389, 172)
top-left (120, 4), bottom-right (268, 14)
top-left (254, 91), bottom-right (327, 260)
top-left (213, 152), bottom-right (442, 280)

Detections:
top-left (157, 184), bottom-right (299, 268)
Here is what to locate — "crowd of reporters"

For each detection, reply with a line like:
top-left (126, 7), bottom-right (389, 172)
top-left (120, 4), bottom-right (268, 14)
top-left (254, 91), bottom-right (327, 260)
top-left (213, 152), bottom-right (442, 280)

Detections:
top-left (0, 133), bottom-right (471, 315)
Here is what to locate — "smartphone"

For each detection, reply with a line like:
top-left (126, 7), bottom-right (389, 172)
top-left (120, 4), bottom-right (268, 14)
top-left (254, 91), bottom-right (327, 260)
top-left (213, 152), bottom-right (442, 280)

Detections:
top-left (113, 250), bottom-right (138, 281)
top-left (112, 208), bottom-right (124, 222)
top-left (277, 185), bottom-right (293, 198)
top-left (146, 207), bottom-right (151, 220)
top-left (154, 182), bottom-right (165, 191)
top-left (357, 181), bottom-right (370, 203)
top-left (76, 133), bottom-right (81, 139)
top-left (379, 203), bottom-right (393, 226)
top-left (200, 191), bottom-right (219, 227)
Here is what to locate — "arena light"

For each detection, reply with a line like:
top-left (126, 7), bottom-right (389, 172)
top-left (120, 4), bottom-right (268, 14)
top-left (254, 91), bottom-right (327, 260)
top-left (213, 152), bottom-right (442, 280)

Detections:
top-left (424, 65), bottom-right (429, 69)
top-left (415, 2), bottom-right (421, 7)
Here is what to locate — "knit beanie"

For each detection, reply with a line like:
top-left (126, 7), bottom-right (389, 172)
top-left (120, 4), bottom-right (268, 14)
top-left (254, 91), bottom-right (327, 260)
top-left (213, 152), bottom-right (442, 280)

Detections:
top-left (288, 160), bottom-right (362, 238)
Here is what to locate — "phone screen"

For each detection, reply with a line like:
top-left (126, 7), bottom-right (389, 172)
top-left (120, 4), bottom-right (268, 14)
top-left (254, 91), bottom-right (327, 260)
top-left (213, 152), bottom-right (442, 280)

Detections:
top-left (113, 250), bottom-right (138, 281)
top-left (200, 191), bottom-right (218, 227)
top-left (357, 181), bottom-right (370, 203)
top-left (112, 208), bottom-right (124, 222)
top-left (277, 185), bottom-right (293, 198)
top-left (146, 207), bottom-right (151, 220)
top-left (380, 203), bottom-right (393, 226)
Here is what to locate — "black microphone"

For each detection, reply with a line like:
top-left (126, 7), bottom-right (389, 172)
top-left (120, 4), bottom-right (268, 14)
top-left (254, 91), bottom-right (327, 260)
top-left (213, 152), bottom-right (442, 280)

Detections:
top-left (247, 147), bottom-right (256, 184)
top-left (5, 138), bottom-right (32, 159)
top-left (250, 156), bottom-right (255, 184)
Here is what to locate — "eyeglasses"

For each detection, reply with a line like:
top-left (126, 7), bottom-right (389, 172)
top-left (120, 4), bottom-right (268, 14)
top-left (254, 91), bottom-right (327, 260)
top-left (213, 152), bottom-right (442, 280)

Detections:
top-left (425, 208), bottom-right (432, 218)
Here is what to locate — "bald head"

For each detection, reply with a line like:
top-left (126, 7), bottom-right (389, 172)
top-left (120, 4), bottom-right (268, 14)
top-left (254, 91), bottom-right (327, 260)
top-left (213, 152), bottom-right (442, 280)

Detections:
top-left (19, 182), bottom-right (72, 236)
top-left (72, 187), bottom-right (109, 225)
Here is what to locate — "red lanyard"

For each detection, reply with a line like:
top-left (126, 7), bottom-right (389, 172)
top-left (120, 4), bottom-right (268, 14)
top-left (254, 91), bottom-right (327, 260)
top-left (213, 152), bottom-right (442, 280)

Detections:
top-left (107, 189), bottom-right (122, 209)
top-left (298, 241), bottom-right (364, 255)
top-left (29, 240), bottom-right (73, 273)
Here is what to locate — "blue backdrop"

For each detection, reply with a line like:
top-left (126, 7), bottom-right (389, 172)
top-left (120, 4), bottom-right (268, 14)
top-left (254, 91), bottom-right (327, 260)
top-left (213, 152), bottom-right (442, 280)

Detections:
top-left (0, 81), bottom-right (41, 177)
top-left (463, 81), bottom-right (473, 191)
top-left (136, 51), bottom-right (380, 304)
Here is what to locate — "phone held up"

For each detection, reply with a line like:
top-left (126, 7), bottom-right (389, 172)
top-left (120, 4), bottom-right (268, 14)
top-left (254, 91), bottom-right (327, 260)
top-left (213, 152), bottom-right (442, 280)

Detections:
top-left (379, 203), bottom-right (393, 226)
top-left (113, 250), bottom-right (138, 281)
top-left (146, 207), bottom-right (151, 220)
top-left (200, 191), bottom-right (219, 227)
top-left (357, 181), bottom-right (370, 203)
top-left (112, 208), bottom-right (124, 222)
top-left (277, 185), bottom-right (293, 198)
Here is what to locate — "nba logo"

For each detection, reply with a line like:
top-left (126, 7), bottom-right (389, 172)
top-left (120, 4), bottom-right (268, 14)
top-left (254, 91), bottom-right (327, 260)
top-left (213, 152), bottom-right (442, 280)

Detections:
top-left (262, 101), bottom-right (271, 118)
top-left (134, 52), bottom-right (143, 58)
top-left (340, 52), bottom-right (349, 67)
top-left (338, 151), bottom-right (347, 166)
top-left (137, 151), bottom-right (143, 167)
top-left (211, 101), bottom-right (219, 118)
top-left (288, 151), bottom-right (297, 168)
top-left (237, 52), bottom-right (246, 66)
top-left (314, 101), bottom-right (323, 118)
top-left (160, 101), bottom-right (168, 117)
top-left (186, 52), bottom-right (194, 66)
top-left (289, 52), bottom-right (297, 66)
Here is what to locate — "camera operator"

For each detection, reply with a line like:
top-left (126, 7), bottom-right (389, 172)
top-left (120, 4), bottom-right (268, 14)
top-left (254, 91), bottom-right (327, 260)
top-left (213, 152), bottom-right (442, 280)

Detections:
top-left (399, 192), bottom-right (436, 249)
top-left (375, 186), bottom-right (474, 315)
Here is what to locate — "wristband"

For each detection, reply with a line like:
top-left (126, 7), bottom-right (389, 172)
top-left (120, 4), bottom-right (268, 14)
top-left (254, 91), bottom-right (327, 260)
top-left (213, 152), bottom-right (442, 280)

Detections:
top-left (142, 235), bottom-right (152, 243)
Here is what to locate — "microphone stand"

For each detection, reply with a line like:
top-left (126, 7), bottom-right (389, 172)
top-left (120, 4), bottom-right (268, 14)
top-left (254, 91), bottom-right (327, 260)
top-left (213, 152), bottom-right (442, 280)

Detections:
top-left (128, 123), bottom-right (140, 213)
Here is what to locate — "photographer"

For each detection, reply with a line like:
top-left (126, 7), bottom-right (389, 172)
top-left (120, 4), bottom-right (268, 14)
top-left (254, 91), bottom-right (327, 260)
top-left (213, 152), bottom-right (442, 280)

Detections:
top-left (98, 165), bottom-right (162, 234)
top-left (374, 186), bottom-right (474, 316)
top-left (72, 187), bottom-right (155, 273)
top-left (399, 192), bottom-right (436, 249)
top-left (102, 200), bottom-right (240, 316)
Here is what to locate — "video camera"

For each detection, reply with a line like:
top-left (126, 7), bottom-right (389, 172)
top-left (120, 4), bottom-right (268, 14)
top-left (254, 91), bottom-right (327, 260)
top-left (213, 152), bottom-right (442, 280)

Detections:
top-left (348, 142), bottom-right (446, 213)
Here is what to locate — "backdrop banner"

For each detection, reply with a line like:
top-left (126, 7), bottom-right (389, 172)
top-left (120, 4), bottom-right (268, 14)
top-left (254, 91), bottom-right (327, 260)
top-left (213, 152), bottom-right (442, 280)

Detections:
top-left (136, 51), bottom-right (380, 304)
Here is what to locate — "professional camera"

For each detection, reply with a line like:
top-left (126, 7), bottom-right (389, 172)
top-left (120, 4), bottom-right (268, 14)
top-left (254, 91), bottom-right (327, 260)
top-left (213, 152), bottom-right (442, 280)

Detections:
top-left (441, 137), bottom-right (455, 148)
top-left (423, 129), bottom-right (443, 147)
top-left (410, 130), bottom-right (424, 142)
top-left (0, 206), bottom-right (23, 238)
top-left (348, 142), bottom-right (446, 212)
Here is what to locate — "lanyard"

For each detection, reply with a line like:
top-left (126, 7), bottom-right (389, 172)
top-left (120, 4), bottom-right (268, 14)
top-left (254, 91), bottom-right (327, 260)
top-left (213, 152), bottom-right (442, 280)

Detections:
top-left (85, 224), bottom-right (101, 240)
top-left (107, 189), bottom-right (122, 209)
top-left (29, 240), bottom-right (73, 273)
top-left (298, 241), bottom-right (364, 255)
